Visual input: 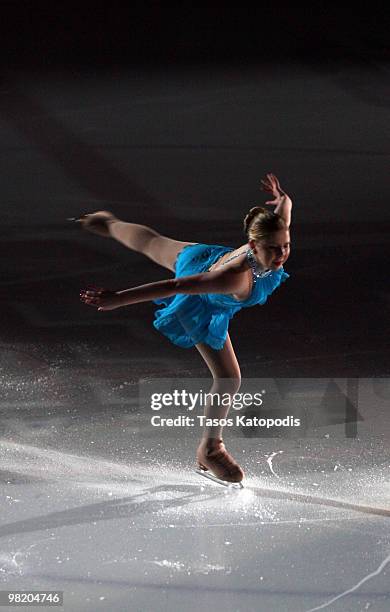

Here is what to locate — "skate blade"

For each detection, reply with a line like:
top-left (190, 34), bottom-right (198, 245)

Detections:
top-left (195, 467), bottom-right (244, 489)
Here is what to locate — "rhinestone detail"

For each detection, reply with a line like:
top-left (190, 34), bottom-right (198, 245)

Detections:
top-left (210, 248), bottom-right (272, 283)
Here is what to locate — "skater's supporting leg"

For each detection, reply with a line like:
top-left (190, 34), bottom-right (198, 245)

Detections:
top-left (194, 333), bottom-right (244, 482)
top-left (195, 332), bottom-right (241, 440)
top-left (199, 377), bottom-right (241, 440)
top-left (195, 333), bottom-right (241, 381)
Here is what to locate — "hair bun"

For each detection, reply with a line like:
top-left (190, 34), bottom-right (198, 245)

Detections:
top-left (243, 206), bottom-right (266, 234)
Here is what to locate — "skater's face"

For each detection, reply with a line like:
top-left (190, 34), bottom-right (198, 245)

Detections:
top-left (250, 229), bottom-right (291, 270)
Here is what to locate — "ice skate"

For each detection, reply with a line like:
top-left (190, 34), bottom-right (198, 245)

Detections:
top-left (196, 438), bottom-right (244, 489)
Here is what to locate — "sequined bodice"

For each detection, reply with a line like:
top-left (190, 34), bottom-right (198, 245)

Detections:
top-left (208, 248), bottom-right (272, 283)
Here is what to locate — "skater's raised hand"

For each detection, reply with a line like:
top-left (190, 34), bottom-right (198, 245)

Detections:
top-left (77, 210), bottom-right (118, 238)
top-left (260, 173), bottom-right (289, 206)
top-left (80, 286), bottom-right (122, 311)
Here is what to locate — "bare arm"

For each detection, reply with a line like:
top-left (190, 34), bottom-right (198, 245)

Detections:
top-left (260, 173), bottom-right (293, 228)
top-left (117, 267), bottom-right (246, 307)
top-left (80, 266), bottom-right (247, 311)
top-left (274, 195), bottom-right (292, 228)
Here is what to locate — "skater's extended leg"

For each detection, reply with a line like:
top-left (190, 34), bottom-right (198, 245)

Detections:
top-left (108, 220), bottom-right (196, 272)
top-left (79, 210), bottom-right (196, 272)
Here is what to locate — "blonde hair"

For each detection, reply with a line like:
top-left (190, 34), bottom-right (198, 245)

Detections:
top-left (243, 206), bottom-right (287, 241)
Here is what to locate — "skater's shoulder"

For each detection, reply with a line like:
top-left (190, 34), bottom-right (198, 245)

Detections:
top-left (207, 244), bottom-right (249, 273)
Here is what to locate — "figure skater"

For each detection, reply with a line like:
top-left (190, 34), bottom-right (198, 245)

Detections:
top-left (79, 173), bottom-right (292, 485)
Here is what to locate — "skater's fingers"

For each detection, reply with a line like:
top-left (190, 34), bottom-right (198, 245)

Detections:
top-left (85, 285), bottom-right (105, 293)
top-left (260, 181), bottom-right (272, 190)
top-left (80, 295), bottom-right (99, 304)
top-left (80, 292), bottom-right (98, 301)
top-left (81, 291), bottom-right (101, 297)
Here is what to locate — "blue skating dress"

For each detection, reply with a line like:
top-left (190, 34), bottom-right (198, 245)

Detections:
top-left (152, 243), bottom-right (289, 350)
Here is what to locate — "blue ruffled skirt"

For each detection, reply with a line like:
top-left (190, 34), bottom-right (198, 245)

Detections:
top-left (152, 243), bottom-right (289, 350)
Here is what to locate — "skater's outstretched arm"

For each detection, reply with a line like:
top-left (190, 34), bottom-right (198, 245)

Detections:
top-left (260, 173), bottom-right (292, 228)
top-left (80, 267), bottom-right (247, 311)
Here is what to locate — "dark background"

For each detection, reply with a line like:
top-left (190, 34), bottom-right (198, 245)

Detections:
top-left (1, 2), bottom-right (389, 68)
top-left (0, 2), bottom-right (389, 378)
